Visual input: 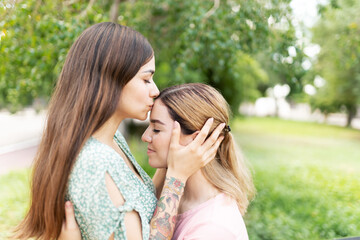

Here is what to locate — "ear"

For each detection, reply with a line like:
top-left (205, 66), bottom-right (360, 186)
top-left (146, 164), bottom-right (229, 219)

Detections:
top-left (190, 131), bottom-right (200, 140)
top-left (179, 131), bottom-right (200, 146)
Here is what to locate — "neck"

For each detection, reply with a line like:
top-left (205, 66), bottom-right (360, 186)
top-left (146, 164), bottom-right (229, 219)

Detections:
top-left (179, 170), bottom-right (220, 214)
top-left (92, 114), bottom-right (123, 145)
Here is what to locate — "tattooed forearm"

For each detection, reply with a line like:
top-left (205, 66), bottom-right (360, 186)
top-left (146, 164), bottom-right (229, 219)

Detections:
top-left (149, 176), bottom-right (185, 240)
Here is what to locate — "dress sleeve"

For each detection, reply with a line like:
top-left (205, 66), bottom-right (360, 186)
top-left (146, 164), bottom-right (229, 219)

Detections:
top-left (67, 145), bottom-right (139, 240)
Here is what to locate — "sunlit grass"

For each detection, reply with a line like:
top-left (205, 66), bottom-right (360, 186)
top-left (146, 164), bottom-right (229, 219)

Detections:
top-left (234, 117), bottom-right (360, 239)
top-left (0, 169), bottom-right (30, 239)
top-left (234, 117), bottom-right (360, 140)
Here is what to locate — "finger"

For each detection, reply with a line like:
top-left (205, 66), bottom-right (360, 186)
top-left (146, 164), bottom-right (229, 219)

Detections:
top-left (169, 121), bottom-right (181, 148)
top-left (201, 122), bottom-right (225, 151)
top-left (202, 136), bottom-right (224, 165)
top-left (191, 118), bottom-right (214, 146)
top-left (64, 201), bottom-right (77, 229)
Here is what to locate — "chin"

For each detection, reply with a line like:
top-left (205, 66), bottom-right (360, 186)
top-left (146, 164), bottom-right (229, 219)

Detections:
top-left (138, 116), bottom-right (148, 121)
top-left (134, 113), bottom-right (148, 121)
top-left (148, 158), bottom-right (167, 169)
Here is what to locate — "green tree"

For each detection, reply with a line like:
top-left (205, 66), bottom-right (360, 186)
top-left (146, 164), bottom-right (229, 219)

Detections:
top-left (0, 0), bottom-right (296, 114)
top-left (0, 0), bottom-right (117, 112)
top-left (311, 0), bottom-right (360, 127)
top-left (141, 0), bottom-right (293, 113)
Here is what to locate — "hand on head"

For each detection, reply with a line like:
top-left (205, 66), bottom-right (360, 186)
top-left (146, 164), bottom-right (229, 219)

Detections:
top-left (166, 118), bottom-right (225, 182)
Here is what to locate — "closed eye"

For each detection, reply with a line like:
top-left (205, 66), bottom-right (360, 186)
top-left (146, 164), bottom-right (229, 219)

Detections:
top-left (153, 129), bottom-right (160, 133)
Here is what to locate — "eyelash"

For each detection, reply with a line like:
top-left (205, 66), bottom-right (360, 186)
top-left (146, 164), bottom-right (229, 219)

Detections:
top-left (144, 79), bottom-right (151, 84)
top-left (152, 129), bottom-right (160, 133)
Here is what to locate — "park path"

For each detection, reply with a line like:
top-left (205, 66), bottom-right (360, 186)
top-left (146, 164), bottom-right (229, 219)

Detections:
top-left (0, 109), bottom-right (45, 175)
top-left (0, 146), bottom-right (38, 175)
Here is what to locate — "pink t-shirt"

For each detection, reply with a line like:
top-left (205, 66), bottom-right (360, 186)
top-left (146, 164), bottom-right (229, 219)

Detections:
top-left (172, 193), bottom-right (249, 240)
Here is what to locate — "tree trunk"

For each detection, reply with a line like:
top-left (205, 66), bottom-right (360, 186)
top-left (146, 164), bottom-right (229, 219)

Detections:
top-left (346, 104), bottom-right (357, 128)
top-left (110, 0), bottom-right (121, 22)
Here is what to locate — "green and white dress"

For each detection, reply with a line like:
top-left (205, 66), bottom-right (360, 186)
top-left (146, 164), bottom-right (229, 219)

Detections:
top-left (66, 131), bottom-right (157, 240)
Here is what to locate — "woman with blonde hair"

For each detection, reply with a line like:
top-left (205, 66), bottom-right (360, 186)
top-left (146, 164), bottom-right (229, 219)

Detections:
top-left (143, 83), bottom-right (255, 239)
top-left (14, 23), bottom-right (224, 240)
top-left (61, 83), bottom-right (255, 239)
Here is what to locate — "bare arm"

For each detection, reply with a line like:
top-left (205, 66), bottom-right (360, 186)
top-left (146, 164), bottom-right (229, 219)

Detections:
top-left (149, 176), bottom-right (184, 239)
top-left (59, 174), bottom-right (143, 240)
top-left (105, 173), bottom-right (143, 240)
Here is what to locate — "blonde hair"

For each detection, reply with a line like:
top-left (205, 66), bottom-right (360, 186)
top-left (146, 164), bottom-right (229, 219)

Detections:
top-left (158, 83), bottom-right (255, 215)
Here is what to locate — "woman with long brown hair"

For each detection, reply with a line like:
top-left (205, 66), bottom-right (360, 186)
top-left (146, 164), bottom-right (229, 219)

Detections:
top-left (14, 23), bottom-right (224, 240)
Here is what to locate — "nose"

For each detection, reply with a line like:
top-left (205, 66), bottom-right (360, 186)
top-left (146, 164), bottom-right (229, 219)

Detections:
top-left (150, 82), bottom-right (160, 98)
top-left (141, 127), bottom-right (152, 143)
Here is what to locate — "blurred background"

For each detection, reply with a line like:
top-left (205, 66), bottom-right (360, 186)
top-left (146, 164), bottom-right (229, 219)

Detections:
top-left (0, 0), bottom-right (359, 239)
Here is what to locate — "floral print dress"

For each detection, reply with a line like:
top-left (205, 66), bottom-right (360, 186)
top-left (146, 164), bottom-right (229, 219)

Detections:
top-left (66, 131), bottom-right (157, 240)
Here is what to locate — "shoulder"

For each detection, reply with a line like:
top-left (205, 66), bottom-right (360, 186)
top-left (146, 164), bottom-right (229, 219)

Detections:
top-left (114, 130), bottom-right (126, 143)
top-left (75, 137), bottom-right (118, 170)
top-left (182, 221), bottom-right (249, 240)
top-left (184, 194), bottom-right (249, 240)
top-left (211, 194), bottom-right (248, 236)
top-left (68, 137), bottom-right (120, 189)
top-left (184, 222), bottom-right (240, 240)
top-left (114, 130), bottom-right (129, 149)
top-left (211, 194), bottom-right (243, 220)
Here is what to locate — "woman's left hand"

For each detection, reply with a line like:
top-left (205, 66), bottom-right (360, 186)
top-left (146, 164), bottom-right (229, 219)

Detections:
top-left (58, 201), bottom-right (82, 240)
top-left (166, 118), bottom-right (225, 183)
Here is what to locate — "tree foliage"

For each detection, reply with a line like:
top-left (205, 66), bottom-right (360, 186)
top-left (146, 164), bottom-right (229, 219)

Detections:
top-left (311, 0), bottom-right (360, 126)
top-left (1, 0), bottom-right (91, 111)
top-left (256, 28), bottom-right (308, 101)
top-left (142, 0), bottom-right (293, 113)
top-left (1, 0), bottom-right (298, 114)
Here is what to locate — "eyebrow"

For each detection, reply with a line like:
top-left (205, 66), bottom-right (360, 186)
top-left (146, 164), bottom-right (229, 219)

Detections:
top-left (150, 119), bottom-right (165, 125)
top-left (141, 69), bottom-right (155, 75)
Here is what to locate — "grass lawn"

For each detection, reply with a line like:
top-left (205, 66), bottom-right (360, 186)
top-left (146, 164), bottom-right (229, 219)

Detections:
top-left (1, 117), bottom-right (359, 239)
top-left (234, 117), bottom-right (360, 240)
top-left (0, 169), bottom-right (30, 239)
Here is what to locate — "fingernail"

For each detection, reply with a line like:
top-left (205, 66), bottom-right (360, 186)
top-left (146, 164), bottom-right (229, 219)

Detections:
top-left (65, 201), bottom-right (72, 208)
top-left (209, 118), bottom-right (214, 123)
top-left (221, 123), bottom-right (226, 128)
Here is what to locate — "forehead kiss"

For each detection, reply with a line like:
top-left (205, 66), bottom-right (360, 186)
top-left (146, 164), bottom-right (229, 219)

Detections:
top-left (149, 99), bottom-right (173, 128)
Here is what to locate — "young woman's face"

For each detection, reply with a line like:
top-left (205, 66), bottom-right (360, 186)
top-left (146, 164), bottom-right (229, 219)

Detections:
top-left (117, 57), bottom-right (159, 121)
top-left (141, 99), bottom-right (193, 168)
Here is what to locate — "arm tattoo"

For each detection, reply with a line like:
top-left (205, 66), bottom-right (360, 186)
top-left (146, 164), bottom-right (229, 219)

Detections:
top-left (149, 176), bottom-right (185, 240)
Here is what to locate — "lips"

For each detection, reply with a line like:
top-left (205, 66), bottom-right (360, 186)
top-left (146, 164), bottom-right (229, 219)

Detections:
top-left (147, 147), bottom-right (155, 154)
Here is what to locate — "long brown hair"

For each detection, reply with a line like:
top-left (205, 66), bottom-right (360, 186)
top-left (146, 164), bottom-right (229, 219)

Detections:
top-left (158, 83), bottom-right (255, 215)
top-left (14, 22), bottom-right (154, 239)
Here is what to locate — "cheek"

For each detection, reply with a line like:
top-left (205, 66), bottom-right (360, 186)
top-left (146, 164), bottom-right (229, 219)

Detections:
top-left (155, 133), bottom-right (172, 157)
